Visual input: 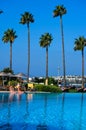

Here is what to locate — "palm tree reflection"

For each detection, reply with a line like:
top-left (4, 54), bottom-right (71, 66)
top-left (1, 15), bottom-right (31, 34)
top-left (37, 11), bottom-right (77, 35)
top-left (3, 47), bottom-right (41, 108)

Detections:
top-left (6, 93), bottom-right (13, 129)
top-left (78, 93), bottom-right (84, 130)
top-left (43, 95), bottom-right (47, 126)
top-left (7, 102), bottom-right (10, 125)
top-left (37, 94), bottom-right (47, 130)
top-left (59, 93), bottom-right (65, 129)
top-left (24, 94), bottom-right (29, 120)
top-left (24, 93), bottom-right (33, 122)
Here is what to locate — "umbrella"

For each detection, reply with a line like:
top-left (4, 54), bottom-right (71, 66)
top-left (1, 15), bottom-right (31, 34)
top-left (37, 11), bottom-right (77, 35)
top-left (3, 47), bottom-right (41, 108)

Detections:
top-left (7, 73), bottom-right (16, 77)
top-left (0, 72), bottom-right (16, 77)
top-left (0, 72), bottom-right (8, 76)
top-left (15, 73), bottom-right (27, 78)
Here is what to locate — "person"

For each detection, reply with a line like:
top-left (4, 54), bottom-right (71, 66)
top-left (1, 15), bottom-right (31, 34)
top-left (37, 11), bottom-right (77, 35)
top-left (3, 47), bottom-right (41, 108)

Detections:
top-left (9, 86), bottom-right (15, 94)
top-left (17, 85), bottom-right (23, 94)
top-left (16, 85), bottom-right (24, 101)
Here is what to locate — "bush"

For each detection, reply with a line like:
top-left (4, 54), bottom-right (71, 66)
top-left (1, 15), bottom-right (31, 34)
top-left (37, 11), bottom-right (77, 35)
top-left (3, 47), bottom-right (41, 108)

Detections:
top-left (69, 89), bottom-right (77, 93)
top-left (48, 77), bottom-right (57, 85)
top-left (34, 84), bottom-right (62, 93)
top-left (8, 80), bottom-right (18, 87)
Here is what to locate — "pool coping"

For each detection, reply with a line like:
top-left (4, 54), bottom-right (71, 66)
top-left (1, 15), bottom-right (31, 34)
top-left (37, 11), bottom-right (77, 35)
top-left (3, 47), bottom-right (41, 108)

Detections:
top-left (0, 91), bottom-right (51, 94)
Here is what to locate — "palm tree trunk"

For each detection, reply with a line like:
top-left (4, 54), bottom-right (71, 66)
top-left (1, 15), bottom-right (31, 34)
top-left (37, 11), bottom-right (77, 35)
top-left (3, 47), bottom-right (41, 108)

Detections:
top-left (60, 15), bottom-right (66, 87)
top-left (27, 23), bottom-right (30, 82)
top-left (45, 46), bottom-right (48, 85)
top-left (10, 42), bottom-right (12, 70)
top-left (82, 49), bottom-right (84, 89)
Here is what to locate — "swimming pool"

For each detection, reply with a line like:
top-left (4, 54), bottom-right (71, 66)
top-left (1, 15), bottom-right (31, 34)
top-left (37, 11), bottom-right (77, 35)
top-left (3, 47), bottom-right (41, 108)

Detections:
top-left (0, 92), bottom-right (86, 130)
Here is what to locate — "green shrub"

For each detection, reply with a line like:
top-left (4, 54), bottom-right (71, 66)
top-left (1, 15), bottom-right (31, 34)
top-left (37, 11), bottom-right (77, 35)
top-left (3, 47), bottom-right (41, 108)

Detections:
top-left (34, 84), bottom-right (62, 93)
top-left (8, 80), bottom-right (18, 87)
top-left (48, 77), bottom-right (57, 85)
top-left (69, 89), bottom-right (77, 93)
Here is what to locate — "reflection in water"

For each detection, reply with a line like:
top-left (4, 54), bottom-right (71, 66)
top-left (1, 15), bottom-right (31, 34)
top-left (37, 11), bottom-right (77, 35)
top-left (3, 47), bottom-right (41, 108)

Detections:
top-left (0, 93), bottom-right (9, 103)
top-left (0, 94), bottom-right (5, 107)
top-left (7, 92), bottom-right (16, 129)
top-left (26, 93), bottom-right (33, 114)
top-left (0, 93), bottom-right (86, 130)
top-left (0, 92), bottom-right (24, 129)
top-left (37, 94), bottom-right (48, 130)
top-left (16, 93), bottom-right (22, 101)
top-left (24, 94), bottom-right (30, 122)
top-left (2, 95), bottom-right (12, 130)
top-left (9, 93), bottom-right (15, 102)
top-left (7, 102), bottom-right (10, 124)
top-left (23, 94), bottom-right (33, 129)
top-left (59, 93), bottom-right (84, 130)
top-left (43, 95), bottom-right (47, 125)
top-left (7, 102), bottom-right (11, 129)
top-left (27, 93), bottom-right (33, 100)
top-left (59, 93), bottom-right (65, 129)
top-left (26, 94), bottom-right (29, 116)
top-left (79, 93), bottom-right (84, 130)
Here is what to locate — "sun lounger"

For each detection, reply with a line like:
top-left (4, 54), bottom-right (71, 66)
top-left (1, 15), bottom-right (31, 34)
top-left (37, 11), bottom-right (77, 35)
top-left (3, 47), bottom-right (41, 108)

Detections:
top-left (83, 88), bottom-right (86, 92)
top-left (76, 88), bottom-right (83, 92)
top-left (61, 87), bottom-right (69, 92)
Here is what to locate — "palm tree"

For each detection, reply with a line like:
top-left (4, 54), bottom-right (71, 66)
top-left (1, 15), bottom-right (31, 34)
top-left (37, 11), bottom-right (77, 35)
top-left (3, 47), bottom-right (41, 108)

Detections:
top-left (39, 33), bottom-right (53, 85)
top-left (74, 36), bottom-right (86, 89)
top-left (53, 5), bottom-right (67, 87)
top-left (2, 29), bottom-right (17, 70)
top-left (2, 67), bottom-right (14, 74)
top-left (20, 12), bottom-right (34, 82)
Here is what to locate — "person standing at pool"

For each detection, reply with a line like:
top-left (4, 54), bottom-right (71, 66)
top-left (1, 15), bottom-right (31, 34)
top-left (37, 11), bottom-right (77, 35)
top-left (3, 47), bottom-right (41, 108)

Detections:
top-left (9, 86), bottom-right (15, 93)
top-left (17, 84), bottom-right (24, 94)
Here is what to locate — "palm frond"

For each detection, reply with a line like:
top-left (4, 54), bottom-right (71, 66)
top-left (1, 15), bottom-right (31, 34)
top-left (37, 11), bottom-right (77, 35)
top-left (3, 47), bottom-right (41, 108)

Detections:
top-left (39, 33), bottom-right (53, 48)
top-left (53, 5), bottom-right (66, 17)
top-left (74, 36), bottom-right (86, 51)
top-left (2, 29), bottom-right (17, 43)
top-left (20, 12), bottom-right (34, 25)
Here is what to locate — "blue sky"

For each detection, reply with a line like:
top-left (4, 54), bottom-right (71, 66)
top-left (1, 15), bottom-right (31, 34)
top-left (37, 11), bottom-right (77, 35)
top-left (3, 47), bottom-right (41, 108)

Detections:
top-left (0, 0), bottom-right (86, 77)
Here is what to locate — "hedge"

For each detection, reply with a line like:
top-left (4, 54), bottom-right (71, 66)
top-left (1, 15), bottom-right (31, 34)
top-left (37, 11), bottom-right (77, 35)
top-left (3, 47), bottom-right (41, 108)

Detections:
top-left (34, 84), bottom-right (62, 93)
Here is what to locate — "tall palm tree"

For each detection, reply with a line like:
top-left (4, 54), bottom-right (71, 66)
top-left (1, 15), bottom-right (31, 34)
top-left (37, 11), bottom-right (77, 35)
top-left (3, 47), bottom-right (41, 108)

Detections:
top-left (74, 36), bottom-right (86, 89)
top-left (39, 33), bottom-right (53, 85)
top-left (2, 29), bottom-right (17, 70)
top-left (20, 12), bottom-right (34, 82)
top-left (53, 5), bottom-right (67, 87)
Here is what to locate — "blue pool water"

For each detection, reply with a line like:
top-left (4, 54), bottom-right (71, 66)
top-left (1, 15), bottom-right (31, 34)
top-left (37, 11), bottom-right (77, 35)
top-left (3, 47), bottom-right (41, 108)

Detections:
top-left (0, 92), bottom-right (86, 130)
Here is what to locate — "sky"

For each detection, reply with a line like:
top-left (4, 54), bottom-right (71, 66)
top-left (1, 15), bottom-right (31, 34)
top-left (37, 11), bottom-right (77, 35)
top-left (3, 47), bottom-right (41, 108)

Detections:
top-left (0, 0), bottom-right (86, 77)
